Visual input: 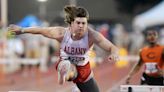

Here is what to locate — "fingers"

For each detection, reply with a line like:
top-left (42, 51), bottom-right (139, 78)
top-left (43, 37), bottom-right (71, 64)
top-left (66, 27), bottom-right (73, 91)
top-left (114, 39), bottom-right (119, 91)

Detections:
top-left (126, 78), bottom-right (130, 84)
top-left (8, 24), bottom-right (16, 31)
top-left (125, 75), bottom-right (131, 84)
top-left (126, 81), bottom-right (129, 84)
top-left (7, 31), bottom-right (16, 36)
top-left (114, 55), bottom-right (120, 61)
top-left (7, 25), bottom-right (17, 38)
top-left (8, 24), bottom-right (21, 31)
top-left (6, 31), bottom-right (16, 39)
top-left (108, 55), bottom-right (119, 62)
top-left (8, 24), bottom-right (22, 35)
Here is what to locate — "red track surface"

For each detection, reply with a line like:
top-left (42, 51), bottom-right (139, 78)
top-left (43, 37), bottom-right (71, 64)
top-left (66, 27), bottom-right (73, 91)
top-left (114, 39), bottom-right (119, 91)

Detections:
top-left (0, 61), bottom-right (142, 92)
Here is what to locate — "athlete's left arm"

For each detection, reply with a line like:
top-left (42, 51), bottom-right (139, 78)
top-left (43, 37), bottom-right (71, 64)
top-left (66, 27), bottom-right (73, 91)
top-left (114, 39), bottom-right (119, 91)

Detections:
top-left (162, 48), bottom-right (164, 74)
top-left (88, 27), bottom-right (119, 62)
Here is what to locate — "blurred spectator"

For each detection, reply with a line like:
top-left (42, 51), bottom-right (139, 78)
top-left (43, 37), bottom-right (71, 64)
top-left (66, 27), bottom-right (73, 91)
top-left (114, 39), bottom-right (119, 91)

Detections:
top-left (39, 36), bottom-right (50, 72)
top-left (112, 24), bottom-right (129, 48)
top-left (7, 37), bottom-right (24, 58)
top-left (47, 39), bottom-right (60, 67)
top-left (19, 34), bottom-right (42, 77)
top-left (129, 30), bottom-right (144, 55)
top-left (98, 24), bottom-right (109, 39)
top-left (94, 24), bottom-right (110, 58)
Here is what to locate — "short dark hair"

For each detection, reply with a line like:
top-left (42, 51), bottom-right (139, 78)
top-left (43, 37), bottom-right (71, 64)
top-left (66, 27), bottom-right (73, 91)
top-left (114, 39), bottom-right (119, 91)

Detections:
top-left (64, 5), bottom-right (89, 24)
top-left (143, 28), bottom-right (158, 37)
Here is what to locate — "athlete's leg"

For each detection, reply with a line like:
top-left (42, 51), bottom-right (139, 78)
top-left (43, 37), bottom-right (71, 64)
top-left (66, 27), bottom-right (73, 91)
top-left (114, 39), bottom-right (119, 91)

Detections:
top-left (57, 60), bottom-right (77, 84)
top-left (57, 60), bottom-right (70, 84)
top-left (149, 76), bottom-right (164, 85)
top-left (76, 78), bottom-right (100, 92)
top-left (141, 73), bottom-right (164, 85)
top-left (140, 73), bottom-right (148, 85)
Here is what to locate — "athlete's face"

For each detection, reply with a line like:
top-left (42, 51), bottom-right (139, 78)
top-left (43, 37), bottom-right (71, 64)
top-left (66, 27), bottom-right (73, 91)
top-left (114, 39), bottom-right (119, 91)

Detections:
top-left (146, 30), bottom-right (158, 44)
top-left (70, 17), bottom-right (88, 39)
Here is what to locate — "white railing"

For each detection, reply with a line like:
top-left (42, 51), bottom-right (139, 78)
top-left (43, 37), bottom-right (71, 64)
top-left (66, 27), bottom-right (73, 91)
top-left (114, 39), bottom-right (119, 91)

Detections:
top-left (120, 85), bottom-right (164, 92)
top-left (0, 57), bottom-right (53, 73)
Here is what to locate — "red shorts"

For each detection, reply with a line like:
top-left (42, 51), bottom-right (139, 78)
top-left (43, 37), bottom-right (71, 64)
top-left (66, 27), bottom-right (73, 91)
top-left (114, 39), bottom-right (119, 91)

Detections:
top-left (73, 62), bottom-right (91, 83)
top-left (55, 60), bottom-right (92, 83)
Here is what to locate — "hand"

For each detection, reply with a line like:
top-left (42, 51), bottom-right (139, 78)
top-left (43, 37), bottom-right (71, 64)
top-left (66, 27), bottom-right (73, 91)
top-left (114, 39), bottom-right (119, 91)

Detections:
top-left (8, 24), bottom-right (22, 35)
top-left (108, 54), bottom-right (119, 62)
top-left (158, 70), bottom-right (163, 75)
top-left (125, 75), bottom-right (131, 84)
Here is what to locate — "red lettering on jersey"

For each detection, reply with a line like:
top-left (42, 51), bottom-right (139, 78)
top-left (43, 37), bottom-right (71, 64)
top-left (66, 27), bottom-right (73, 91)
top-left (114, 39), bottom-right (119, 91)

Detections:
top-left (64, 46), bottom-right (87, 55)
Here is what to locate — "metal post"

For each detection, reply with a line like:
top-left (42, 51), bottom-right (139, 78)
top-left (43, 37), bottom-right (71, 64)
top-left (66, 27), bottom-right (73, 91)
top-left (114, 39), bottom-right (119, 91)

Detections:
top-left (39, 2), bottom-right (46, 19)
top-left (1, 0), bottom-right (8, 28)
top-left (37, 0), bottom-right (47, 20)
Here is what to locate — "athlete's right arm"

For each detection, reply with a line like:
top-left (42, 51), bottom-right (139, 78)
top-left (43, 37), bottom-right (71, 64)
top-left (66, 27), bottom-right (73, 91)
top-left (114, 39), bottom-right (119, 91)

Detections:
top-left (126, 51), bottom-right (143, 84)
top-left (161, 48), bottom-right (164, 75)
top-left (8, 24), bottom-right (66, 41)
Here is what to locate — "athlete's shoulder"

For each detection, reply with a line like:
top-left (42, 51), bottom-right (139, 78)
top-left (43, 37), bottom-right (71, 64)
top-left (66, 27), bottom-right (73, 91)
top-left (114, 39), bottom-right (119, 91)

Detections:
top-left (88, 26), bottom-right (94, 34)
top-left (156, 44), bottom-right (164, 48)
top-left (88, 26), bottom-right (100, 38)
top-left (88, 26), bottom-right (101, 42)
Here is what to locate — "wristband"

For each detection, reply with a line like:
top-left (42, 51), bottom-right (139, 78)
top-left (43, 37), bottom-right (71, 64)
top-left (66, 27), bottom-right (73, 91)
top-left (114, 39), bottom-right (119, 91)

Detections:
top-left (15, 28), bottom-right (25, 35)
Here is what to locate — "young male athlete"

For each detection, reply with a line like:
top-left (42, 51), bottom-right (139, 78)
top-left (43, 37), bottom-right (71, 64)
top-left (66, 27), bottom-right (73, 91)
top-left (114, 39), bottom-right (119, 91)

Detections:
top-left (126, 29), bottom-right (164, 85)
top-left (8, 5), bottom-right (119, 92)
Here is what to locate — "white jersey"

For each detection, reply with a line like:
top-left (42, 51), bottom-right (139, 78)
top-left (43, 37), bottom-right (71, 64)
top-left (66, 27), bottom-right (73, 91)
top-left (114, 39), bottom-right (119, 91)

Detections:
top-left (60, 28), bottom-right (90, 66)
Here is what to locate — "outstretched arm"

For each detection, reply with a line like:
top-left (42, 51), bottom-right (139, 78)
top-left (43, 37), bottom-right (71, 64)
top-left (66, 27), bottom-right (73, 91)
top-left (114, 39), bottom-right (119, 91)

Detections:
top-left (126, 52), bottom-right (143, 84)
top-left (88, 27), bottom-right (119, 62)
top-left (8, 24), bottom-right (66, 42)
top-left (162, 48), bottom-right (164, 64)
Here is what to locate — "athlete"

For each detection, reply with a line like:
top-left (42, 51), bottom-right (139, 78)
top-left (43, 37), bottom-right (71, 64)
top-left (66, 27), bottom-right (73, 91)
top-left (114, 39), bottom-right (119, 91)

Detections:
top-left (8, 5), bottom-right (119, 92)
top-left (126, 29), bottom-right (164, 85)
